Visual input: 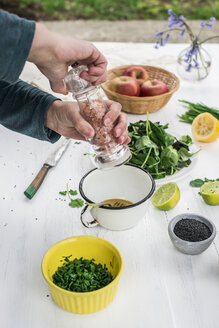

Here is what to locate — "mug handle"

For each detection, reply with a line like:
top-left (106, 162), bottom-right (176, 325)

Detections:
top-left (80, 205), bottom-right (99, 228)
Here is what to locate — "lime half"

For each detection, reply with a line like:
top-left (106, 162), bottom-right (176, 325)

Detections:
top-left (152, 182), bottom-right (180, 210)
top-left (200, 181), bottom-right (219, 205)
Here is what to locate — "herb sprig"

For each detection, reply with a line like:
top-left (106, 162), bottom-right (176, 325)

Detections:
top-left (128, 115), bottom-right (198, 180)
top-left (190, 178), bottom-right (219, 188)
top-left (52, 256), bottom-right (113, 292)
top-left (59, 184), bottom-right (84, 208)
top-left (178, 100), bottom-right (219, 123)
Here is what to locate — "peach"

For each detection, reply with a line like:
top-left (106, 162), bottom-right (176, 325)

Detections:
top-left (123, 66), bottom-right (149, 85)
top-left (140, 79), bottom-right (169, 97)
top-left (108, 76), bottom-right (140, 97)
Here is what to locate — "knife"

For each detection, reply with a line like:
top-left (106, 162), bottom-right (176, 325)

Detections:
top-left (24, 138), bottom-right (71, 199)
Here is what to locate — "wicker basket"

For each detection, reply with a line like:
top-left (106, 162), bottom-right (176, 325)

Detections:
top-left (101, 65), bottom-right (180, 114)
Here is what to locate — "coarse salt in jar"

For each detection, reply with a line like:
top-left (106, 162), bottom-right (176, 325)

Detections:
top-left (64, 64), bottom-right (131, 169)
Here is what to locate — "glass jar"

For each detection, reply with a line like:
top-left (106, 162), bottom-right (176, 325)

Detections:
top-left (64, 64), bottom-right (131, 169)
top-left (177, 45), bottom-right (211, 81)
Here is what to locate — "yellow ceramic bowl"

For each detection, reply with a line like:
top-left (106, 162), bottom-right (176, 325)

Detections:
top-left (42, 236), bottom-right (124, 314)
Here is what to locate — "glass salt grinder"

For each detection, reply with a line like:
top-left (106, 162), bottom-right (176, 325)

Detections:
top-left (64, 63), bottom-right (131, 170)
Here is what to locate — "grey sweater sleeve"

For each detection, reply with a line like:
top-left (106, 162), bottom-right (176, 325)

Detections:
top-left (0, 10), bottom-right (61, 143)
top-left (0, 9), bottom-right (35, 83)
top-left (0, 80), bottom-right (61, 143)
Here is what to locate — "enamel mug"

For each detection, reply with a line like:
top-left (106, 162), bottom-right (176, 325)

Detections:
top-left (79, 164), bottom-right (155, 231)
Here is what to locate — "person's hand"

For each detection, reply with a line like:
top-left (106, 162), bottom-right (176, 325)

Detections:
top-left (45, 100), bottom-right (130, 144)
top-left (28, 23), bottom-right (107, 94)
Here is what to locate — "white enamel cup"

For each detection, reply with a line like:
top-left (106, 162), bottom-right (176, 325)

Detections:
top-left (79, 164), bottom-right (155, 231)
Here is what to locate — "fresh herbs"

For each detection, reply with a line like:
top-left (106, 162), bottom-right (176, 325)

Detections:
top-left (190, 178), bottom-right (219, 187)
top-left (52, 256), bottom-right (113, 292)
top-left (59, 184), bottom-right (84, 208)
top-left (59, 189), bottom-right (77, 196)
top-left (128, 116), bottom-right (197, 180)
top-left (69, 198), bottom-right (84, 208)
top-left (178, 100), bottom-right (219, 123)
top-left (59, 191), bottom-right (67, 196)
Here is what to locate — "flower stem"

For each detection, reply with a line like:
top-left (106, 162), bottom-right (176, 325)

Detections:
top-left (199, 35), bottom-right (219, 44)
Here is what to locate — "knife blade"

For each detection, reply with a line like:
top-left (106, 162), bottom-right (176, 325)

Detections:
top-left (24, 138), bottom-right (71, 199)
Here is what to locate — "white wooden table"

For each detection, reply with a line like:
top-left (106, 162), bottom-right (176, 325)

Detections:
top-left (1, 43), bottom-right (219, 328)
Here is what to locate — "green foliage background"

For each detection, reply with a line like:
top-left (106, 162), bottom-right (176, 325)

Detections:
top-left (11, 0), bottom-right (219, 19)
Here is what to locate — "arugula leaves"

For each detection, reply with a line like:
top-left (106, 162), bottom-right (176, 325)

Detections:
top-left (59, 185), bottom-right (84, 208)
top-left (52, 256), bottom-right (113, 293)
top-left (190, 178), bottom-right (219, 187)
top-left (128, 116), bottom-right (198, 180)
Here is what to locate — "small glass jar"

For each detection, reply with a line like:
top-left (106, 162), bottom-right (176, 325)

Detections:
top-left (64, 64), bottom-right (131, 169)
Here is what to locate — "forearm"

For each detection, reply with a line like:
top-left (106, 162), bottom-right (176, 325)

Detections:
top-left (0, 80), bottom-right (61, 143)
top-left (0, 10), bottom-right (35, 83)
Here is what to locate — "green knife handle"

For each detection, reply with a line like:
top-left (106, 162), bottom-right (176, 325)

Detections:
top-left (24, 164), bottom-right (51, 199)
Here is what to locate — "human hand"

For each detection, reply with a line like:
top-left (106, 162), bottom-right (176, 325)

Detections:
top-left (45, 100), bottom-right (130, 144)
top-left (28, 24), bottom-right (107, 94)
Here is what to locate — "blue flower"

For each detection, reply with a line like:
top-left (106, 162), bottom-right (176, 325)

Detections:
top-left (154, 10), bottom-right (218, 74)
top-left (186, 64), bottom-right (192, 72)
top-left (165, 34), bottom-right (170, 43)
top-left (179, 15), bottom-right (186, 21)
top-left (206, 23), bottom-right (213, 29)
top-left (155, 31), bottom-right (164, 38)
top-left (180, 29), bottom-right (186, 38)
top-left (193, 59), bottom-right (199, 67)
top-left (168, 9), bottom-right (175, 16)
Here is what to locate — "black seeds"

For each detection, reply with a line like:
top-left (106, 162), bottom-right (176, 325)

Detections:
top-left (174, 219), bottom-right (212, 242)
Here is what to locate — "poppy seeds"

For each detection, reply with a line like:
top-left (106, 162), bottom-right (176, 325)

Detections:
top-left (174, 218), bottom-right (212, 242)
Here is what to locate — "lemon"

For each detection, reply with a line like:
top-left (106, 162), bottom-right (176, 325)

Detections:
top-left (200, 181), bottom-right (219, 205)
top-left (191, 112), bottom-right (219, 142)
top-left (152, 182), bottom-right (180, 210)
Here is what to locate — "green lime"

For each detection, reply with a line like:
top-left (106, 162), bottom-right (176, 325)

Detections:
top-left (152, 182), bottom-right (180, 210)
top-left (200, 181), bottom-right (219, 205)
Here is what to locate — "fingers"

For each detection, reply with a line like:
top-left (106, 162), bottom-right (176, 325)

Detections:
top-left (79, 47), bottom-right (107, 72)
top-left (104, 101), bottom-right (122, 126)
top-left (79, 46), bottom-right (108, 84)
top-left (80, 70), bottom-right (107, 85)
top-left (113, 112), bottom-right (129, 144)
top-left (103, 100), bottom-right (129, 145)
top-left (68, 107), bottom-right (95, 139)
top-left (50, 80), bottom-right (68, 95)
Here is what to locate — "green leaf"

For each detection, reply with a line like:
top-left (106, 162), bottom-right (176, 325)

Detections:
top-left (178, 147), bottom-right (193, 161)
top-left (164, 134), bottom-right (176, 147)
top-left (179, 135), bottom-right (193, 146)
top-left (190, 177), bottom-right (219, 187)
top-left (69, 189), bottom-right (77, 196)
top-left (160, 146), bottom-right (179, 168)
top-left (59, 191), bottom-right (67, 196)
top-left (69, 198), bottom-right (84, 208)
top-left (190, 179), bottom-right (205, 187)
top-left (135, 136), bottom-right (159, 156)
